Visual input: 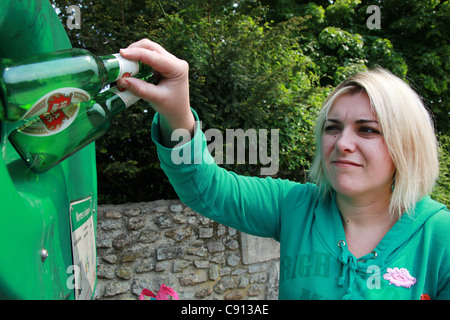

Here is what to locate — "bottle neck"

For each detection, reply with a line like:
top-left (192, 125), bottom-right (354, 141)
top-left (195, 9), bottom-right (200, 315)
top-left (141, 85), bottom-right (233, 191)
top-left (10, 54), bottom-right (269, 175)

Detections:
top-left (100, 55), bottom-right (122, 83)
top-left (137, 61), bottom-right (153, 80)
top-left (100, 53), bottom-right (142, 83)
top-left (100, 53), bottom-right (157, 85)
top-left (99, 86), bottom-right (141, 118)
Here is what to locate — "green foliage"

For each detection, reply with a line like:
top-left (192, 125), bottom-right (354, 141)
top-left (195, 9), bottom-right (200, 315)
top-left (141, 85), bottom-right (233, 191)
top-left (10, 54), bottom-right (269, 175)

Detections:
top-left (432, 134), bottom-right (450, 208)
top-left (157, 6), bottom-right (325, 179)
top-left (50, 0), bottom-right (449, 204)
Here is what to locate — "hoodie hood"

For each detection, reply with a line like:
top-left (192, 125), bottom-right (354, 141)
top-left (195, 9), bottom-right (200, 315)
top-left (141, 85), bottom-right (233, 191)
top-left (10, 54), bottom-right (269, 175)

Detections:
top-left (371, 196), bottom-right (447, 265)
top-left (314, 194), bottom-right (447, 299)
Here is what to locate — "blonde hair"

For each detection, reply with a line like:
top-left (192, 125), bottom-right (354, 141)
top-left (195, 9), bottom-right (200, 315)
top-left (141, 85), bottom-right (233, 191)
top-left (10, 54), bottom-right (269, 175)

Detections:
top-left (309, 67), bottom-right (440, 220)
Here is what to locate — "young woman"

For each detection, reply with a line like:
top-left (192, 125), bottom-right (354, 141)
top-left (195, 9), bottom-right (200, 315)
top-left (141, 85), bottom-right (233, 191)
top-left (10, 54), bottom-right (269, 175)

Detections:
top-left (118, 39), bottom-right (449, 300)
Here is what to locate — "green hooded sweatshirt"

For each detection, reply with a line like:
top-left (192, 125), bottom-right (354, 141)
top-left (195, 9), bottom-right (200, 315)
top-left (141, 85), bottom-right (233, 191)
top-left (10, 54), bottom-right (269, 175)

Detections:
top-left (151, 110), bottom-right (450, 300)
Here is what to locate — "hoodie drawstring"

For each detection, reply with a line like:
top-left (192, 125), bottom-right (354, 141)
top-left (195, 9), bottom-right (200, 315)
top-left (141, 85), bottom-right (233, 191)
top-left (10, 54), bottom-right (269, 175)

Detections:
top-left (337, 240), bottom-right (377, 299)
top-left (337, 240), bottom-right (358, 300)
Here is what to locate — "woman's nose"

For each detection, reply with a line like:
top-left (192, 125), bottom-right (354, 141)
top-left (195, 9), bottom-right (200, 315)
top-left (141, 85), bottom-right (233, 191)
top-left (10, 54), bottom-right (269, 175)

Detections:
top-left (335, 129), bottom-right (356, 153)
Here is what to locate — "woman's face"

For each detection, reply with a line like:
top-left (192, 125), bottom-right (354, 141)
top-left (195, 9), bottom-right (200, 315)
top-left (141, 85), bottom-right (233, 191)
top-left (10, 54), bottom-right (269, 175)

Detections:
top-left (321, 92), bottom-right (396, 200)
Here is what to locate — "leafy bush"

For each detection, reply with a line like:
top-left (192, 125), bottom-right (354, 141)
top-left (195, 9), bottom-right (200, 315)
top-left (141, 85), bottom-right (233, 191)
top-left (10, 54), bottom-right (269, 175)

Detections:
top-left (432, 134), bottom-right (450, 208)
top-left (158, 8), bottom-right (325, 180)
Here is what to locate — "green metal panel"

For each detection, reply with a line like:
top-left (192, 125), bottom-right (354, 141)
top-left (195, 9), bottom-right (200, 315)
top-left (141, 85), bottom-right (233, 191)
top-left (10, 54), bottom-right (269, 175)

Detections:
top-left (0, 0), bottom-right (97, 299)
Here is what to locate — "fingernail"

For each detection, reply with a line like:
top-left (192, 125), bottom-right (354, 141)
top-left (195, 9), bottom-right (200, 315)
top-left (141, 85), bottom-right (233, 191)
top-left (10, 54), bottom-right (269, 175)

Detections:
top-left (119, 48), bottom-right (130, 55)
top-left (117, 78), bottom-right (130, 89)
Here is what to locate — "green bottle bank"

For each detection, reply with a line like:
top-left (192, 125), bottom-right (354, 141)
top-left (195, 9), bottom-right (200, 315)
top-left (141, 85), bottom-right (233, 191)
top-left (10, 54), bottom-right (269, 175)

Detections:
top-left (0, 0), bottom-right (100, 299)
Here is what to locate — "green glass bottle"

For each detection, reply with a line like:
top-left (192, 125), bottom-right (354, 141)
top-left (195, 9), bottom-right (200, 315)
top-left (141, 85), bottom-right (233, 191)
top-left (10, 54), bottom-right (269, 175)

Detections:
top-left (8, 77), bottom-right (152, 173)
top-left (0, 48), bottom-right (148, 121)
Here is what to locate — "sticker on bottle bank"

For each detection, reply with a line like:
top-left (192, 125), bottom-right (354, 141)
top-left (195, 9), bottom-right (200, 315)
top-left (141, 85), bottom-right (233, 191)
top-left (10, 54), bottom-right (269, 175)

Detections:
top-left (17, 88), bottom-right (89, 136)
top-left (69, 196), bottom-right (97, 300)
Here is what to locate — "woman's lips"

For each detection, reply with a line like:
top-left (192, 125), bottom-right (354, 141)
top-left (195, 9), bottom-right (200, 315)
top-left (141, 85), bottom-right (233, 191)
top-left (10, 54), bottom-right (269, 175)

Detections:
top-left (332, 159), bottom-right (362, 167)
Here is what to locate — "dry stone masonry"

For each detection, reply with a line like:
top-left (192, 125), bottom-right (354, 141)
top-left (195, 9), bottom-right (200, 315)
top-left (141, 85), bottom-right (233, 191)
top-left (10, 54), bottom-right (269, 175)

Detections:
top-left (94, 199), bottom-right (280, 300)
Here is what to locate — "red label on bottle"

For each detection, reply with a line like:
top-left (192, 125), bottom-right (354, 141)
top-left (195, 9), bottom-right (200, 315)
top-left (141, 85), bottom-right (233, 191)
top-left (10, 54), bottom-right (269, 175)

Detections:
top-left (18, 88), bottom-right (88, 136)
top-left (21, 87), bottom-right (90, 120)
top-left (46, 93), bottom-right (73, 113)
top-left (39, 108), bottom-right (72, 132)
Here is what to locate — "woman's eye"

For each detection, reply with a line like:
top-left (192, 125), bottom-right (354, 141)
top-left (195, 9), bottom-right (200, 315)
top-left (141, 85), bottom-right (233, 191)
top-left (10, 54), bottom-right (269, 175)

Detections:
top-left (359, 126), bottom-right (380, 134)
top-left (324, 125), bottom-right (340, 132)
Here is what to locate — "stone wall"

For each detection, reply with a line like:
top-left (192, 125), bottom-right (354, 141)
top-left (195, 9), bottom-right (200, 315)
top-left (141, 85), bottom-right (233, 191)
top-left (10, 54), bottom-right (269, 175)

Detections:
top-left (94, 199), bottom-right (280, 300)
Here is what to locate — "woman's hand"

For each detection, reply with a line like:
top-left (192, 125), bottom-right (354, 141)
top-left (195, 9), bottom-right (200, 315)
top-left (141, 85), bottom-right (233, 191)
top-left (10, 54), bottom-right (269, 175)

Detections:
top-left (117, 39), bottom-right (195, 146)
